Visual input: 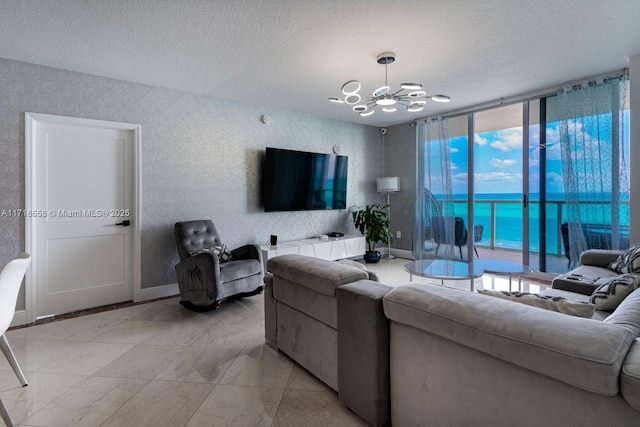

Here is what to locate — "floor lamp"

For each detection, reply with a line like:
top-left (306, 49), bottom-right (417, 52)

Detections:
top-left (377, 177), bottom-right (400, 259)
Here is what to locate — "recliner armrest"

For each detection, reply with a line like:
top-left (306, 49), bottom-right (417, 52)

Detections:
top-left (175, 252), bottom-right (221, 301)
top-left (231, 244), bottom-right (262, 262)
top-left (580, 249), bottom-right (623, 268)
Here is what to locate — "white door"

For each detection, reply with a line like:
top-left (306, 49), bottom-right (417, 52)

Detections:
top-left (26, 114), bottom-right (139, 318)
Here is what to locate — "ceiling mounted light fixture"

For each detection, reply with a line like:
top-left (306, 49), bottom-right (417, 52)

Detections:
top-left (329, 52), bottom-right (451, 117)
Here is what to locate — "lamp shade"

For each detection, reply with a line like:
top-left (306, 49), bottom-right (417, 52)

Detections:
top-left (377, 177), bottom-right (400, 193)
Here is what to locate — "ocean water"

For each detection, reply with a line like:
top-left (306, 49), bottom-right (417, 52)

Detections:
top-left (449, 193), bottom-right (629, 254)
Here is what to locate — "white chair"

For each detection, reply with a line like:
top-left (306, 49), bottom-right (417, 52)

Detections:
top-left (0, 253), bottom-right (31, 427)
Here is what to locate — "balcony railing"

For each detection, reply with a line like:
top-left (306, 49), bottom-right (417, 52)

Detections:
top-left (450, 198), bottom-right (629, 257)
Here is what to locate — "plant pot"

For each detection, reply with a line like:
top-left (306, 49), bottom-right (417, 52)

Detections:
top-left (363, 250), bottom-right (381, 264)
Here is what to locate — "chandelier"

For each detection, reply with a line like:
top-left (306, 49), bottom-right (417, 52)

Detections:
top-left (329, 52), bottom-right (450, 117)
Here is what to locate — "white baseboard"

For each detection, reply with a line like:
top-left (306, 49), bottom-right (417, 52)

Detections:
top-left (136, 282), bottom-right (179, 302)
top-left (9, 284), bottom-right (180, 328)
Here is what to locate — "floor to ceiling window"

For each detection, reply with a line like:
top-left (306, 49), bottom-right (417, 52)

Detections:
top-left (415, 72), bottom-right (630, 272)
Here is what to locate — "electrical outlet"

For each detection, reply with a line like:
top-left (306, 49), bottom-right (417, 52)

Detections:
top-left (396, 230), bottom-right (401, 238)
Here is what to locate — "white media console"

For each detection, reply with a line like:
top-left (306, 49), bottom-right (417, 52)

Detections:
top-left (260, 235), bottom-right (366, 272)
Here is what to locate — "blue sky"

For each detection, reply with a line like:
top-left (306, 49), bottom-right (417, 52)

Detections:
top-left (448, 122), bottom-right (571, 196)
top-left (426, 110), bottom-right (630, 197)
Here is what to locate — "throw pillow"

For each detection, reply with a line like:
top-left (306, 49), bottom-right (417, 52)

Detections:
top-left (478, 289), bottom-right (595, 318)
top-left (589, 273), bottom-right (640, 311)
top-left (189, 244), bottom-right (234, 263)
top-left (610, 243), bottom-right (640, 273)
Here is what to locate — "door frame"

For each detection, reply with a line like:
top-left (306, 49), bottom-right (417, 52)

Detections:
top-left (21, 112), bottom-right (141, 325)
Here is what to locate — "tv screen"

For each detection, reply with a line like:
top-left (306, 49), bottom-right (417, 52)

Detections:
top-left (263, 147), bottom-right (348, 212)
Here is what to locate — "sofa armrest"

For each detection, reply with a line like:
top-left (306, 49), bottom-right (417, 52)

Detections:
top-left (383, 284), bottom-right (636, 396)
top-left (267, 254), bottom-right (367, 296)
top-left (621, 338), bottom-right (640, 411)
top-left (338, 280), bottom-right (394, 427)
top-left (580, 249), bottom-right (623, 267)
top-left (551, 277), bottom-right (600, 296)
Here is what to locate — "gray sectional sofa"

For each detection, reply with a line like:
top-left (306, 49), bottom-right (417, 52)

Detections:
top-left (264, 254), bottom-right (392, 426)
top-left (264, 254), bottom-right (640, 426)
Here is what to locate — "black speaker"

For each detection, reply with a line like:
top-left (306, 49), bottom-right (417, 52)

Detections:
top-left (270, 235), bottom-right (278, 246)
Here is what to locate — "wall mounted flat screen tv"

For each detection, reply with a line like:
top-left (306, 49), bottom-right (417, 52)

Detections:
top-left (263, 147), bottom-right (348, 212)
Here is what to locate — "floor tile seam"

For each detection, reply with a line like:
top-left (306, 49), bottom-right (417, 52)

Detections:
top-left (198, 380), bottom-right (288, 425)
top-left (21, 374), bottom-right (138, 425)
top-left (212, 382), bottom-right (287, 392)
top-left (184, 342), bottom-right (249, 350)
top-left (123, 341), bottom-right (195, 349)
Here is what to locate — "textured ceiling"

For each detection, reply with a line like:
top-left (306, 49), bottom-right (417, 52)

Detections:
top-left (1, 0), bottom-right (639, 127)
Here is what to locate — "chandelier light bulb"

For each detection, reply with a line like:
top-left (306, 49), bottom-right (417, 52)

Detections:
top-left (407, 105), bottom-right (424, 112)
top-left (382, 106), bottom-right (397, 112)
top-left (341, 80), bottom-right (361, 95)
top-left (353, 105), bottom-right (367, 112)
top-left (408, 91), bottom-right (427, 98)
top-left (376, 96), bottom-right (397, 106)
top-left (344, 93), bottom-right (361, 105)
top-left (431, 94), bottom-right (451, 103)
top-left (360, 109), bottom-right (375, 117)
top-left (373, 86), bottom-right (390, 97)
top-left (401, 83), bottom-right (422, 90)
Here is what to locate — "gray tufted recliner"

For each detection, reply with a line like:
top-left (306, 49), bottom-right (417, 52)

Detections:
top-left (174, 220), bottom-right (264, 311)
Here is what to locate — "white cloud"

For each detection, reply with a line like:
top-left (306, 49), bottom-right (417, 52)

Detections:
top-left (490, 128), bottom-right (522, 152)
top-left (489, 158), bottom-right (516, 168)
top-left (450, 147), bottom-right (459, 153)
top-left (474, 135), bottom-right (488, 146)
top-left (450, 162), bottom-right (458, 170)
top-left (474, 171), bottom-right (523, 183)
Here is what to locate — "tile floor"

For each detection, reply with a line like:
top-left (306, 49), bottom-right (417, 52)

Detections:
top-left (0, 257), bottom-right (548, 427)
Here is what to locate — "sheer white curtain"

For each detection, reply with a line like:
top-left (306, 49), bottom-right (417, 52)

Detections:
top-left (413, 117), bottom-right (456, 259)
top-left (558, 75), bottom-right (629, 267)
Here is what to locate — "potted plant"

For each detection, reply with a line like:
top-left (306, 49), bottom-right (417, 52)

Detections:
top-left (352, 204), bottom-right (392, 263)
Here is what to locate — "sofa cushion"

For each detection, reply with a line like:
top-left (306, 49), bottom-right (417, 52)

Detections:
top-left (384, 283), bottom-right (636, 395)
top-left (604, 288), bottom-right (640, 336)
top-left (273, 276), bottom-right (338, 328)
top-left (219, 259), bottom-right (261, 282)
top-left (580, 249), bottom-right (625, 268)
top-left (621, 338), bottom-right (640, 411)
top-left (267, 254), bottom-right (368, 296)
top-left (539, 288), bottom-right (609, 320)
top-left (610, 243), bottom-right (640, 273)
top-left (590, 274), bottom-right (640, 312)
top-left (478, 289), bottom-right (594, 318)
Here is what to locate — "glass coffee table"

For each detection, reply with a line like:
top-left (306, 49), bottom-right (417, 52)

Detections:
top-left (404, 259), bottom-right (484, 291)
top-left (404, 259), bottom-right (532, 291)
top-left (474, 259), bottom-right (533, 291)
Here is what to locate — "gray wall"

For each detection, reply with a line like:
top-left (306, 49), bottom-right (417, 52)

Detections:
top-left (0, 58), bottom-right (382, 294)
top-left (382, 124), bottom-right (417, 253)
